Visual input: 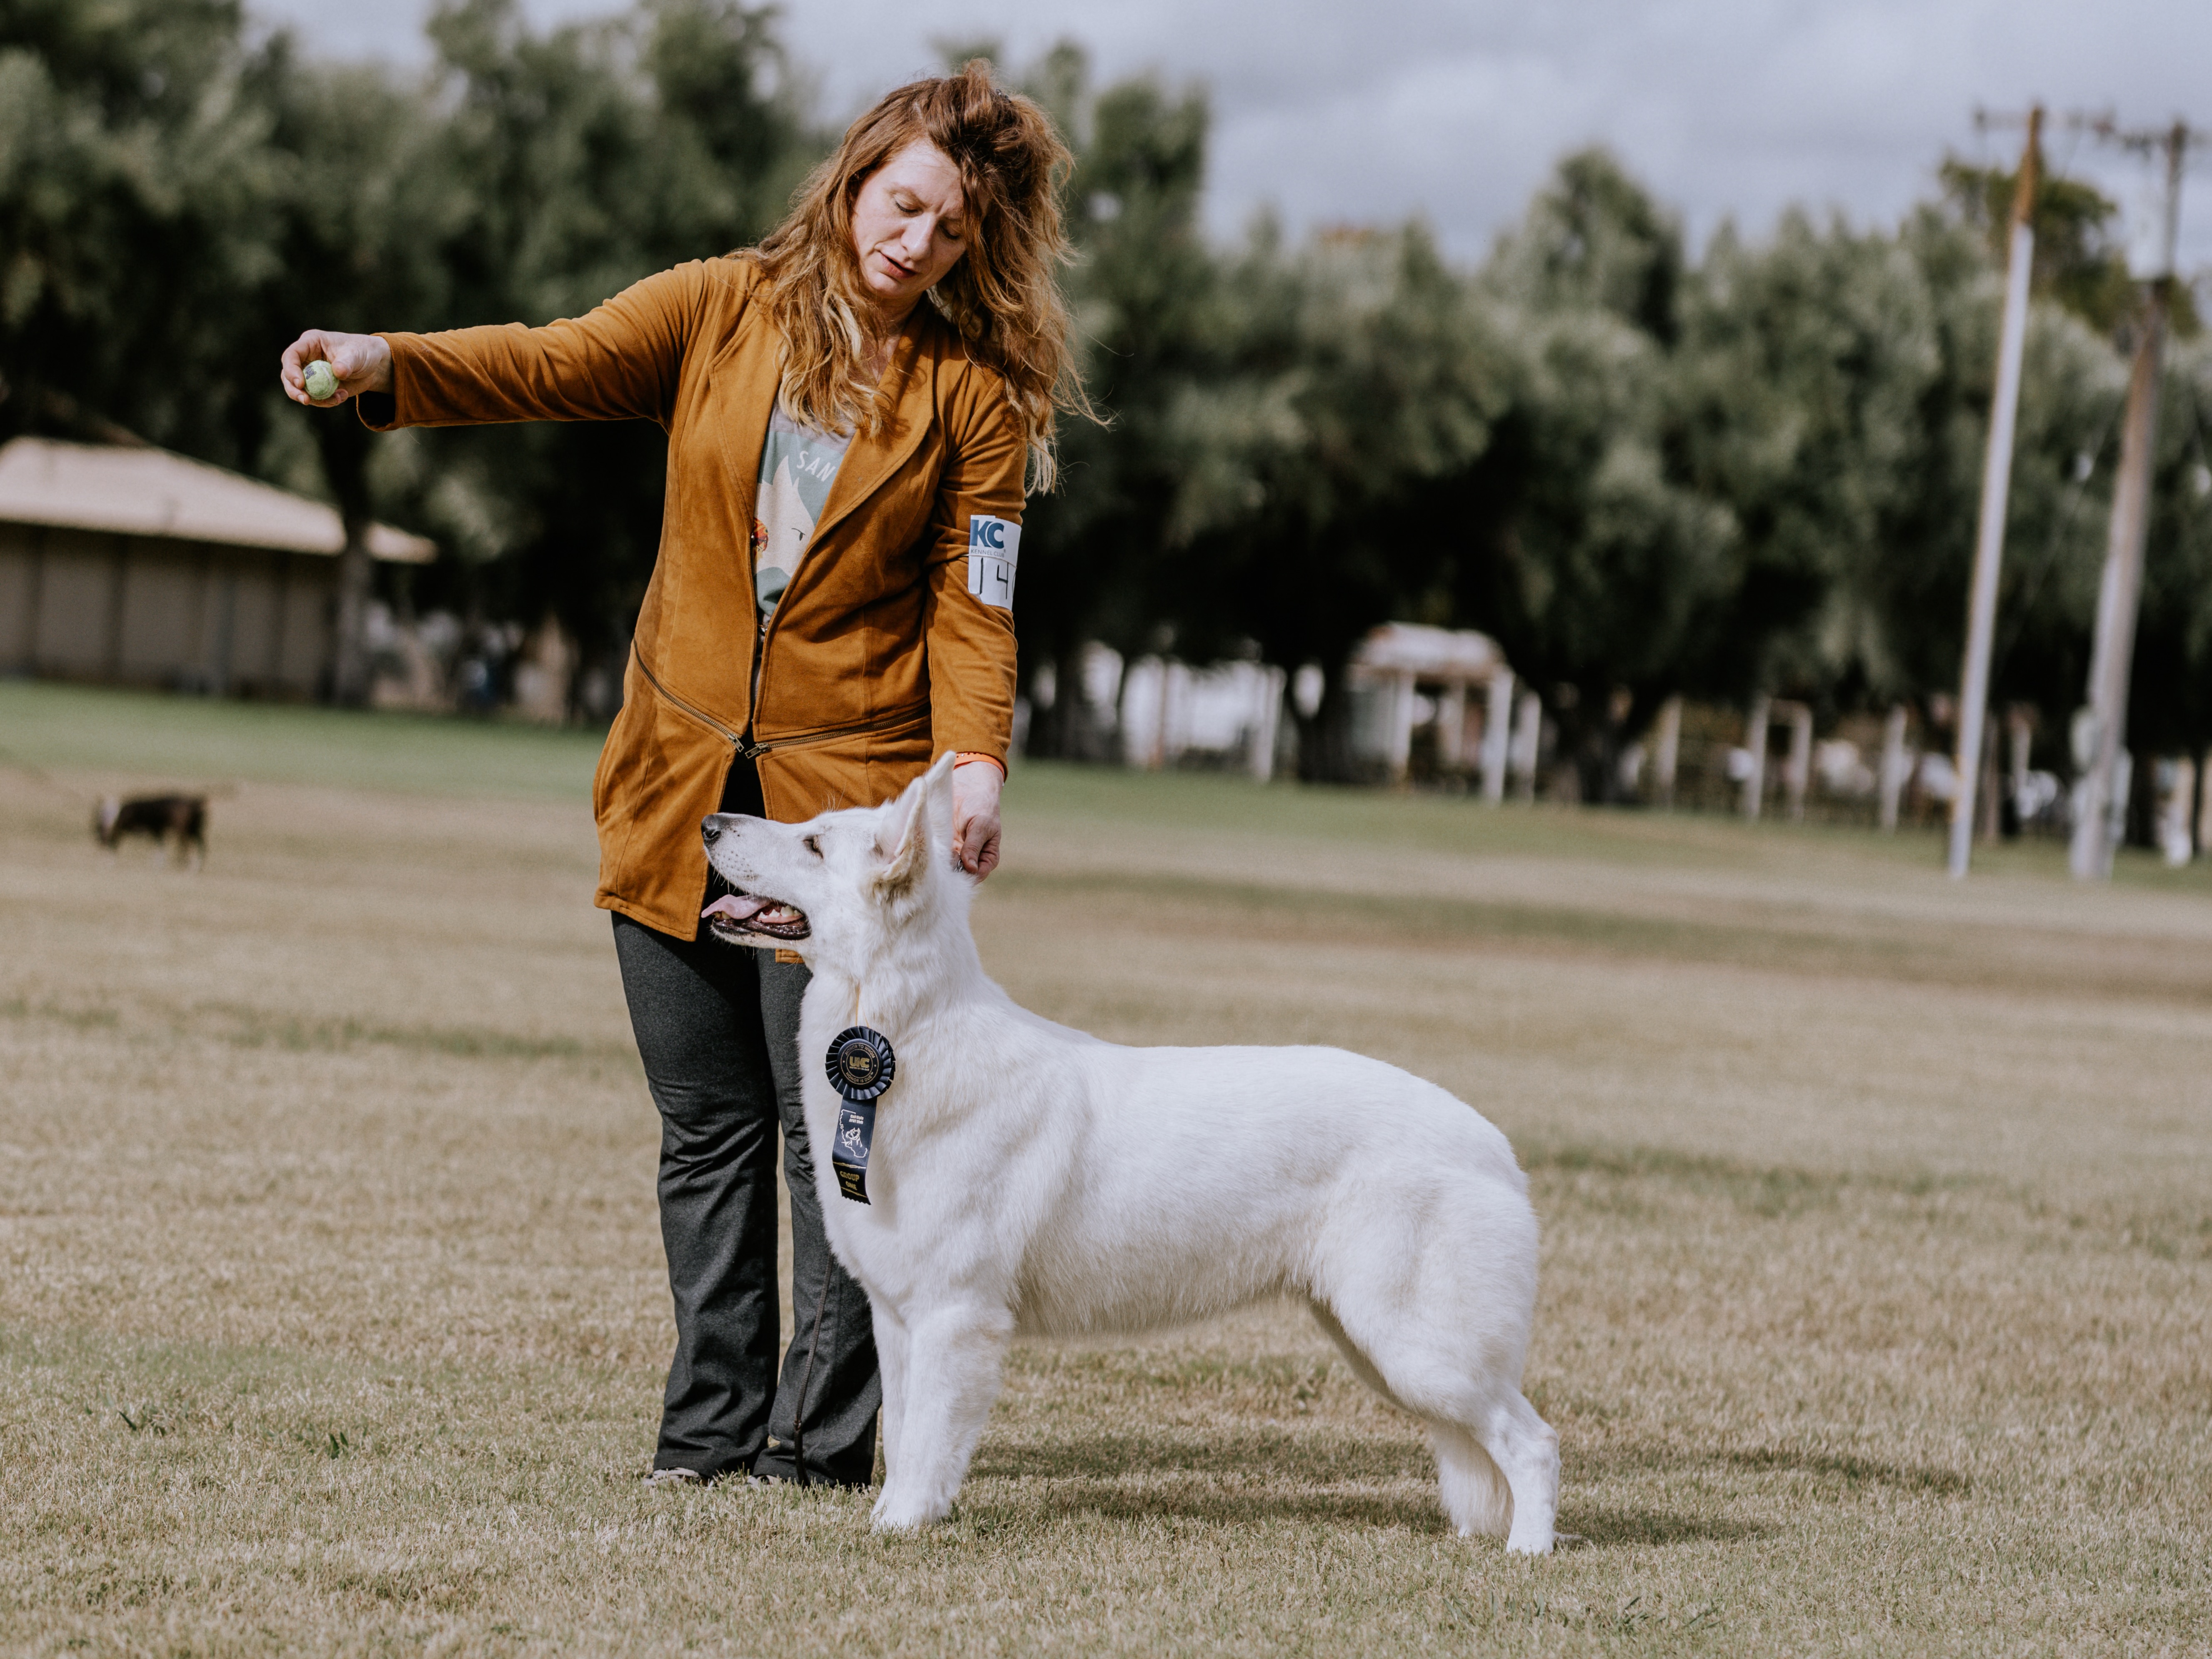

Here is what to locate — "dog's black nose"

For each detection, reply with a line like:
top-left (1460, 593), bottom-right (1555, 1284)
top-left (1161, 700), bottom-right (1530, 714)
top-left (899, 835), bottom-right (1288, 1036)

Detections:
top-left (701, 817), bottom-right (721, 845)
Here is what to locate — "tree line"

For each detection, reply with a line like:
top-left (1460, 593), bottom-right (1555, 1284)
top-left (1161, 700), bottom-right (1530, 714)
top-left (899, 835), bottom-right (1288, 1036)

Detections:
top-left (5, 0), bottom-right (2209, 807)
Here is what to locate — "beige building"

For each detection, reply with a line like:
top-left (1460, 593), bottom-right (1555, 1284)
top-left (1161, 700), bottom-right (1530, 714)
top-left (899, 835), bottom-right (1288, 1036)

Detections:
top-left (0, 436), bottom-right (433, 698)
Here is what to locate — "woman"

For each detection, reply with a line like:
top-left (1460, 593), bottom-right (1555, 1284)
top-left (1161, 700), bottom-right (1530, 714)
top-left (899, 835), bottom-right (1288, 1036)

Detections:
top-left (282, 63), bottom-right (1083, 1487)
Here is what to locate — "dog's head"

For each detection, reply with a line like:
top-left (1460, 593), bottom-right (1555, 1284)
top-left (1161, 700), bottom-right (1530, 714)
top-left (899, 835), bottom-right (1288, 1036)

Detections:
top-left (698, 752), bottom-right (964, 972)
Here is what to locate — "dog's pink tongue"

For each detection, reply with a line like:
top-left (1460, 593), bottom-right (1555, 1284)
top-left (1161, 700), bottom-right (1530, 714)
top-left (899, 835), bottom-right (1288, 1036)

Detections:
top-left (702, 894), bottom-right (771, 924)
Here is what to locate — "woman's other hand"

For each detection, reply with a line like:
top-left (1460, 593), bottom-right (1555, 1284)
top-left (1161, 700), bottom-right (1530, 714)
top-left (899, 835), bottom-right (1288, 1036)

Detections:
top-left (950, 758), bottom-right (1003, 880)
top-left (279, 330), bottom-right (393, 407)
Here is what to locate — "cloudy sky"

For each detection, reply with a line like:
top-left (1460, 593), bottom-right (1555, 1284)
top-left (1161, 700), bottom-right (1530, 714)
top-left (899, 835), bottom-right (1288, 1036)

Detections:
top-left (252, 0), bottom-right (2212, 271)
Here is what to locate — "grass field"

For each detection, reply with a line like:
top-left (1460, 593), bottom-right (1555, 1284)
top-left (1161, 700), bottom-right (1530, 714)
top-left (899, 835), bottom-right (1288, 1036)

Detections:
top-left (2, 678), bottom-right (2208, 1656)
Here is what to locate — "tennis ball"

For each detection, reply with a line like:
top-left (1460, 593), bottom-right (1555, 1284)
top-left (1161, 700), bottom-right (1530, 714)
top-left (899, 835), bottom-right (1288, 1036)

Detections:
top-left (303, 360), bottom-right (339, 403)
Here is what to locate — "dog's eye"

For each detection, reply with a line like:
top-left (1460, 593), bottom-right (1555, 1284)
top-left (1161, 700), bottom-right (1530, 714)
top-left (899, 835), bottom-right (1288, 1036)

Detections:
top-left (803, 835), bottom-right (822, 858)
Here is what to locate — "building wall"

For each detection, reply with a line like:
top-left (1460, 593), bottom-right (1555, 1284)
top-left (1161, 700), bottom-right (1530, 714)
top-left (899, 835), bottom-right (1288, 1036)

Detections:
top-left (0, 522), bottom-right (335, 696)
top-left (118, 550), bottom-right (205, 681)
top-left (0, 522), bottom-right (35, 668)
top-left (274, 563), bottom-right (327, 693)
top-left (30, 530), bottom-right (119, 675)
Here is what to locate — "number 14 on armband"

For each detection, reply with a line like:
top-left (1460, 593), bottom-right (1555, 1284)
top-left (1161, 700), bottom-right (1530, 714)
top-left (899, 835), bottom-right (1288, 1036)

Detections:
top-left (967, 515), bottom-right (1019, 610)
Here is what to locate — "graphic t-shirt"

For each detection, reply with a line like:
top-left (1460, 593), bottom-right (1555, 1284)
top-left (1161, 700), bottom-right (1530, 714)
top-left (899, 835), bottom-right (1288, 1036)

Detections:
top-left (753, 403), bottom-right (852, 627)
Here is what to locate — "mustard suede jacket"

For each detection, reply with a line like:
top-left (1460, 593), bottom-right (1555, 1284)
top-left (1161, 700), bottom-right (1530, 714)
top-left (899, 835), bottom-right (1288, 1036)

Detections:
top-left (366, 256), bottom-right (1022, 938)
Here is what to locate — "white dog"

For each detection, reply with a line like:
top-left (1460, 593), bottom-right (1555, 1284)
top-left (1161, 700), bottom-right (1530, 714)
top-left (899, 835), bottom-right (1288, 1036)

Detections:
top-left (700, 755), bottom-right (1558, 1553)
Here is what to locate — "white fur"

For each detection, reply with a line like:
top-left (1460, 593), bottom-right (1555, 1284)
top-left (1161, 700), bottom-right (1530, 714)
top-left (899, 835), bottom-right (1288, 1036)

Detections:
top-left (702, 756), bottom-right (1559, 1553)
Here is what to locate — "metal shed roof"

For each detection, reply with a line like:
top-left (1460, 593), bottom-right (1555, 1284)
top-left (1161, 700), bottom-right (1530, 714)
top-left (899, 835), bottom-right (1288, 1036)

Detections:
top-left (0, 436), bottom-right (435, 563)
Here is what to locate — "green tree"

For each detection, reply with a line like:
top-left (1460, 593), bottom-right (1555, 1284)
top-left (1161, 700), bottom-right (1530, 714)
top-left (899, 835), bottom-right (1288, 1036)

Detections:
top-left (1449, 149), bottom-right (1732, 797)
top-left (1009, 48), bottom-right (1215, 758)
top-left (366, 0), bottom-right (817, 705)
top-left (246, 36), bottom-right (466, 700)
top-left (0, 0), bottom-right (285, 462)
top-left (1162, 223), bottom-right (1509, 777)
top-left (1667, 209), bottom-right (1946, 715)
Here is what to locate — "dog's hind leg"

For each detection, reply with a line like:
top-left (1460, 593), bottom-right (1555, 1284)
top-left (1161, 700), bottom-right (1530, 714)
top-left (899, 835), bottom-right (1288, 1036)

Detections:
top-left (1310, 1297), bottom-right (1531, 1545)
top-left (1430, 1422), bottom-right (1514, 1539)
top-left (1420, 1388), bottom-right (1557, 1554)
top-left (1318, 1299), bottom-right (1557, 1553)
top-left (870, 1301), bottom-right (1012, 1531)
top-left (1476, 1392), bottom-right (1559, 1555)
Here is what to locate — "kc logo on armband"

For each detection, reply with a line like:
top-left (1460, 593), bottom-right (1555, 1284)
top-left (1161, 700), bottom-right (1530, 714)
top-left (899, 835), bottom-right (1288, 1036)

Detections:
top-left (966, 515), bottom-right (1020, 610)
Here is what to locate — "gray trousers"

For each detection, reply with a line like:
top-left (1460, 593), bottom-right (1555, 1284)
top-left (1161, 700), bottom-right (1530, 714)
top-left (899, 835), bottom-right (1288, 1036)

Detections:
top-left (612, 913), bottom-right (880, 1485)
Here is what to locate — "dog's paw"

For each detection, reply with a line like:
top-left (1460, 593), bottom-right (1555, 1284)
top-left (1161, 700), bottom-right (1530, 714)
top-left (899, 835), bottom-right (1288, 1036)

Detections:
top-left (870, 1486), bottom-right (952, 1532)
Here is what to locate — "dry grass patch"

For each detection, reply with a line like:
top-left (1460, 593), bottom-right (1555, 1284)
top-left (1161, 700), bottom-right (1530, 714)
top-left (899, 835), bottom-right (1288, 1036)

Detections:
top-left (1, 684), bottom-right (2208, 1654)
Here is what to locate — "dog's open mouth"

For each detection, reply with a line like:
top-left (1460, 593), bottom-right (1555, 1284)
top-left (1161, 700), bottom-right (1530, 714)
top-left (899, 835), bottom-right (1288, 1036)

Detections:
top-left (701, 892), bottom-right (811, 942)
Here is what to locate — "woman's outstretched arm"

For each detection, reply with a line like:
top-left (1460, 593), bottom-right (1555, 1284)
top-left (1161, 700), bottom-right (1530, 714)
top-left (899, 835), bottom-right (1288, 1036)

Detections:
top-left (275, 260), bottom-right (738, 431)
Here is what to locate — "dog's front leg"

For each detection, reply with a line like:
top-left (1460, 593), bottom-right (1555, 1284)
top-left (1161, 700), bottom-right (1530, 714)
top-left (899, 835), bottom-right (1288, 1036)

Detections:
top-left (870, 1301), bottom-right (1012, 1531)
top-left (870, 1299), bottom-right (908, 1501)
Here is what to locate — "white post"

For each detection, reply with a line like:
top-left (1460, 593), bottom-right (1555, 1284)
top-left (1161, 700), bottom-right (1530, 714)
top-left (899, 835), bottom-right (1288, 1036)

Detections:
top-left (1437, 680), bottom-right (1467, 771)
top-left (1122, 658), bottom-right (1165, 769)
top-left (1951, 110), bottom-right (2041, 879)
top-left (1162, 662), bottom-right (1192, 767)
top-left (1250, 665), bottom-right (1286, 783)
top-left (2105, 749), bottom-right (2133, 861)
top-left (1481, 669), bottom-right (1514, 804)
top-left (1511, 689), bottom-right (1542, 803)
top-left (1652, 695), bottom-right (1682, 811)
top-left (1382, 670), bottom-right (1416, 783)
top-left (1879, 705), bottom-right (1911, 832)
top-left (1783, 702), bottom-right (1813, 821)
top-left (1741, 693), bottom-right (1770, 820)
top-left (2159, 757), bottom-right (2196, 866)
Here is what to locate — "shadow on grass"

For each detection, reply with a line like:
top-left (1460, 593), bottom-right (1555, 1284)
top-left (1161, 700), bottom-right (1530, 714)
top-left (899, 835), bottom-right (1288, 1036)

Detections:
top-left (1562, 1505), bottom-right (1773, 1547)
top-left (1011, 1477), bottom-right (1455, 1534)
top-left (975, 1427), bottom-right (1431, 1487)
top-left (1574, 1436), bottom-right (1970, 1496)
top-left (973, 1442), bottom-right (1774, 1546)
top-left (1524, 1141), bottom-right (1982, 1219)
top-left (1723, 1445), bottom-right (1970, 1494)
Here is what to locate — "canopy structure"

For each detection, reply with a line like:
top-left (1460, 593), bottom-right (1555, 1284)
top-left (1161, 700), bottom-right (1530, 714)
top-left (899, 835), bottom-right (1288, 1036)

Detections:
top-left (1346, 622), bottom-right (1511, 783)
top-left (0, 437), bottom-right (435, 698)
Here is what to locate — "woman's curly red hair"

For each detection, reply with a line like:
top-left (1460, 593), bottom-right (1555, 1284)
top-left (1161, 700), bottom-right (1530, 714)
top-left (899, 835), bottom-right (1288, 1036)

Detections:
top-left (747, 60), bottom-right (1093, 492)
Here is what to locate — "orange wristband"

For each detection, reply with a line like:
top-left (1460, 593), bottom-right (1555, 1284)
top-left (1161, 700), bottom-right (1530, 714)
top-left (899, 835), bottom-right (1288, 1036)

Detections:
top-left (953, 751), bottom-right (1006, 778)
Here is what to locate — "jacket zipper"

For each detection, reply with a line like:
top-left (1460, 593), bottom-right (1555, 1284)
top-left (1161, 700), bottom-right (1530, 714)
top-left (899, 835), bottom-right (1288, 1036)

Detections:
top-left (633, 651), bottom-right (923, 756)
top-left (634, 651), bottom-right (768, 756)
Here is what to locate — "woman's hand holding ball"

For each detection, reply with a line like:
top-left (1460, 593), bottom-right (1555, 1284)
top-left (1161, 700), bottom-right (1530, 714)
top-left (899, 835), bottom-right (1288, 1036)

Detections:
top-left (279, 330), bottom-right (393, 408)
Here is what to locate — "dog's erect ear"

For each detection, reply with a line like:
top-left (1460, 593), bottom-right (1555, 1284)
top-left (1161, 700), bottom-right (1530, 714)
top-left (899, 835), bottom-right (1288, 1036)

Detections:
top-left (875, 752), bottom-right (958, 899)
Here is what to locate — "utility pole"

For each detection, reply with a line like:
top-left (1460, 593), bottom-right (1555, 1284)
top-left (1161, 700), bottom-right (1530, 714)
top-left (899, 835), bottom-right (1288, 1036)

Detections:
top-left (2070, 117), bottom-right (2202, 879)
top-left (1951, 106), bottom-right (2042, 878)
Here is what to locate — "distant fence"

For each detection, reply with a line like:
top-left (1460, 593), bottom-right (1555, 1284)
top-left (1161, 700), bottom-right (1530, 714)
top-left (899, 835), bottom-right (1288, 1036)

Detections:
top-left (1026, 641), bottom-right (2204, 856)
